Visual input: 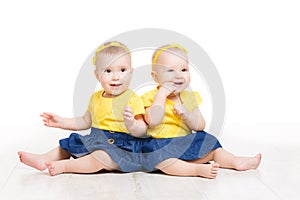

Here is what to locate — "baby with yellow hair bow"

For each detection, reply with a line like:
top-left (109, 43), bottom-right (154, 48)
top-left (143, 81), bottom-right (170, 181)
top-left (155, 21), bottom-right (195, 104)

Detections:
top-left (141, 44), bottom-right (262, 178)
top-left (18, 41), bottom-right (148, 175)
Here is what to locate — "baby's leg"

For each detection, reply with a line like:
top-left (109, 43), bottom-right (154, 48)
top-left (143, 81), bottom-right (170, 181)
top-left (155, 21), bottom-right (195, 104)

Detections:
top-left (190, 148), bottom-right (262, 171)
top-left (155, 158), bottom-right (219, 179)
top-left (18, 147), bottom-right (70, 171)
top-left (213, 148), bottom-right (262, 170)
top-left (46, 150), bottom-right (118, 176)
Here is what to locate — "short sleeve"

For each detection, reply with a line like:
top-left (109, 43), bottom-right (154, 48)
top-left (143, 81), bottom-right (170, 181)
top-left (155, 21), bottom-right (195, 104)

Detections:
top-left (87, 93), bottom-right (96, 114)
top-left (193, 91), bottom-right (202, 106)
top-left (181, 91), bottom-right (202, 112)
top-left (128, 93), bottom-right (145, 116)
top-left (141, 90), bottom-right (156, 108)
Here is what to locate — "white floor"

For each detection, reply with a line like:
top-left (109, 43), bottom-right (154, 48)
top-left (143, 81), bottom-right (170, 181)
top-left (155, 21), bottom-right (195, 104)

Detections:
top-left (1, 123), bottom-right (299, 200)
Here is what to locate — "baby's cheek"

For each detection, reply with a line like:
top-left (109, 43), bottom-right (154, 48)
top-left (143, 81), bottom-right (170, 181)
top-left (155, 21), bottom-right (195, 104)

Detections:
top-left (184, 75), bottom-right (191, 83)
top-left (122, 73), bottom-right (132, 82)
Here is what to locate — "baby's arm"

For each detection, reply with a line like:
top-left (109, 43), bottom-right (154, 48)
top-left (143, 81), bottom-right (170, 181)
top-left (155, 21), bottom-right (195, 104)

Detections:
top-left (174, 105), bottom-right (206, 131)
top-left (40, 111), bottom-right (91, 131)
top-left (123, 106), bottom-right (147, 137)
top-left (145, 83), bottom-right (176, 127)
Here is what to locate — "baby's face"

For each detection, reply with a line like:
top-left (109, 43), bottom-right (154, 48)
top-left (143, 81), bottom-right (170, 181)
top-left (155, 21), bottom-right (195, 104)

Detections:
top-left (95, 54), bottom-right (132, 97)
top-left (153, 51), bottom-right (190, 94)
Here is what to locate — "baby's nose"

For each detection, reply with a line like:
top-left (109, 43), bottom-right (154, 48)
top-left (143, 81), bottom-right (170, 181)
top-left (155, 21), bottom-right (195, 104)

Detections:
top-left (112, 73), bottom-right (120, 80)
top-left (174, 71), bottom-right (183, 78)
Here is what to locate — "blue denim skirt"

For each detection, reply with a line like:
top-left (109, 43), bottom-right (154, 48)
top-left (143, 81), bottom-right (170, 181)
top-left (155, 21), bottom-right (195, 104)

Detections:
top-left (142, 131), bottom-right (222, 171)
top-left (59, 128), bottom-right (146, 172)
top-left (59, 128), bottom-right (222, 172)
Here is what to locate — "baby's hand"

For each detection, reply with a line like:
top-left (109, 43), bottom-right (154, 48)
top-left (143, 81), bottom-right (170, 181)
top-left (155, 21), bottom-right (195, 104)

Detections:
top-left (159, 82), bottom-right (177, 97)
top-left (174, 104), bottom-right (189, 120)
top-left (123, 106), bottom-right (135, 127)
top-left (40, 112), bottom-right (62, 128)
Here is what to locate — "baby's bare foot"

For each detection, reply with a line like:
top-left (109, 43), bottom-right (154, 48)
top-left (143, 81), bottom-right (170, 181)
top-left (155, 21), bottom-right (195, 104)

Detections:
top-left (18, 151), bottom-right (47, 171)
top-left (198, 162), bottom-right (219, 179)
top-left (46, 161), bottom-right (66, 176)
top-left (235, 153), bottom-right (262, 171)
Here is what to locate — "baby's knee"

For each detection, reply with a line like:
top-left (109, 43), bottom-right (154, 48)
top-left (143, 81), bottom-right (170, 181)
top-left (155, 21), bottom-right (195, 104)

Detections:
top-left (155, 158), bottom-right (178, 170)
top-left (91, 150), bottom-right (119, 170)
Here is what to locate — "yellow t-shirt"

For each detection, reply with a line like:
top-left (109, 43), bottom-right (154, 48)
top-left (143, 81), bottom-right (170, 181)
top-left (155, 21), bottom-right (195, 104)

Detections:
top-left (141, 89), bottom-right (202, 138)
top-left (88, 89), bottom-right (145, 133)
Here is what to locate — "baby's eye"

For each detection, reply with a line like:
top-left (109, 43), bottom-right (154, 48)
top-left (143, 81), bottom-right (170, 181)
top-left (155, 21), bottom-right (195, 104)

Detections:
top-left (121, 68), bottom-right (126, 72)
top-left (182, 68), bottom-right (188, 72)
top-left (105, 69), bottom-right (111, 73)
top-left (167, 69), bottom-right (174, 72)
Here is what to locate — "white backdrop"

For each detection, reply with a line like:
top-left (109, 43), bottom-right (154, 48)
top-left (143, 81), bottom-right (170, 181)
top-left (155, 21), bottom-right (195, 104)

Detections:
top-left (1, 0), bottom-right (299, 141)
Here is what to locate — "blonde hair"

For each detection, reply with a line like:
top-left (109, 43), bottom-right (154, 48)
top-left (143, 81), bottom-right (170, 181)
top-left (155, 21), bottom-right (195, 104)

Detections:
top-left (152, 44), bottom-right (188, 70)
top-left (93, 41), bottom-right (130, 66)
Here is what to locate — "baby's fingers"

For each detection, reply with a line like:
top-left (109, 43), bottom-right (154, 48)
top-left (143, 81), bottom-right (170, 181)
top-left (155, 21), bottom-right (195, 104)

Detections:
top-left (123, 106), bottom-right (133, 111)
top-left (40, 112), bottom-right (54, 119)
top-left (174, 104), bottom-right (183, 115)
top-left (42, 119), bottom-right (51, 127)
top-left (123, 107), bottom-right (134, 119)
top-left (162, 82), bottom-right (176, 91)
top-left (123, 112), bottom-right (133, 118)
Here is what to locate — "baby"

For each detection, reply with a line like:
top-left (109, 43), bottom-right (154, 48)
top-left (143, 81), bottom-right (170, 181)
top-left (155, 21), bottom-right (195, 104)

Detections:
top-left (141, 44), bottom-right (261, 178)
top-left (18, 41), bottom-right (148, 175)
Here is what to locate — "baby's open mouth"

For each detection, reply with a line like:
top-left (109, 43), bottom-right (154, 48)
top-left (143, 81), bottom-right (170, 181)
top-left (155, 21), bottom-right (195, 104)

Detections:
top-left (110, 84), bottom-right (122, 87)
top-left (174, 82), bottom-right (184, 85)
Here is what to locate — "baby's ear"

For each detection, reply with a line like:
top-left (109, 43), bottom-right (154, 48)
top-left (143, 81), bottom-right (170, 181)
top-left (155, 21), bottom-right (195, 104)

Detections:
top-left (94, 70), bottom-right (100, 80)
top-left (151, 71), bottom-right (159, 83)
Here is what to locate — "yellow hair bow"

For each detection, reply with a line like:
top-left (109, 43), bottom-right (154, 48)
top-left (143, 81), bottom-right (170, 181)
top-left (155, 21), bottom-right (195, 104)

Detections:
top-left (93, 41), bottom-right (129, 65)
top-left (152, 44), bottom-right (188, 70)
